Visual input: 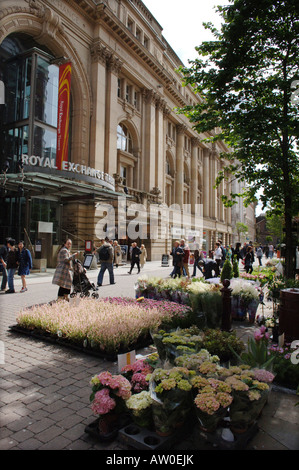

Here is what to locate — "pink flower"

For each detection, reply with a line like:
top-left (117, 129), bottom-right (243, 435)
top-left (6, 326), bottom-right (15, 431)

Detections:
top-left (91, 389), bottom-right (116, 415)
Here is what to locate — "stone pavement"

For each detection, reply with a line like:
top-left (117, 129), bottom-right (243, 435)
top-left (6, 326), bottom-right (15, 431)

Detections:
top-left (0, 258), bottom-right (298, 451)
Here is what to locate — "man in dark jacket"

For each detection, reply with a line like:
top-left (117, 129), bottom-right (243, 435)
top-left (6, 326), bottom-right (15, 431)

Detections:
top-left (128, 242), bottom-right (141, 274)
top-left (198, 259), bottom-right (218, 280)
top-left (170, 241), bottom-right (185, 278)
top-left (97, 238), bottom-right (115, 286)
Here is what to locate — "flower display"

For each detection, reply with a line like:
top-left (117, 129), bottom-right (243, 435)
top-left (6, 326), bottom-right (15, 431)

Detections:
top-left (16, 297), bottom-right (192, 355)
top-left (90, 371), bottom-right (132, 416)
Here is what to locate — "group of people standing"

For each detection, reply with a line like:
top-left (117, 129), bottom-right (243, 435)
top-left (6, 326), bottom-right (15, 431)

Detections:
top-left (0, 238), bottom-right (33, 294)
top-left (169, 238), bottom-right (269, 280)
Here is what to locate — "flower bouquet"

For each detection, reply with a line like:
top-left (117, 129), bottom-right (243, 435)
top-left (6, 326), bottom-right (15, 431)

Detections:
top-left (191, 375), bottom-right (233, 432)
top-left (90, 371), bottom-right (132, 438)
top-left (125, 391), bottom-right (153, 428)
top-left (147, 367), bottom-right (194, 436)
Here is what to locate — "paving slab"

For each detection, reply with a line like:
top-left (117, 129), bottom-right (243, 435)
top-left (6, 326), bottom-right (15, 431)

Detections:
top-left (0, 258), bottom-right (298, 451)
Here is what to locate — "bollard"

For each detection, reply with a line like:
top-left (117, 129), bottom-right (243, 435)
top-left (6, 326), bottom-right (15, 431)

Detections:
top-left (221, 279), bottom-right (232, 332)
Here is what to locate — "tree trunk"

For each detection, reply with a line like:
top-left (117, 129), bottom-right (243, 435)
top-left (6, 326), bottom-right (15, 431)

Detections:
top-left (284, 199), bottom-right (295, 279)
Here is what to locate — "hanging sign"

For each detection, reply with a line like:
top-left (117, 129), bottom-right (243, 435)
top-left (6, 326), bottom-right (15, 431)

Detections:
top-left (56, 62), bottom-right (72, 170)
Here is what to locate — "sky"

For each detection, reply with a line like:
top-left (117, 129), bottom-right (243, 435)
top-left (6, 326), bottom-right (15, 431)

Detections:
top-left (143, 0), bottom-right (265, 217)
top-left (142, 0), bottom-right (229, 65)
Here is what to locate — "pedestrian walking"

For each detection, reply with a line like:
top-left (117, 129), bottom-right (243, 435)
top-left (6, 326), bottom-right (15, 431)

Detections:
top-left (97, 238), bottom-right (115, 285)
top-left (170, 240), bottom-right (184, 278)
top-left (214, 242), bottom-right (223, 276)
top-left (244, 245), bottom-right (254, 274)
top-left (191, 249), bottom-right (201, 277)
top-left (180, 239), bottom-right (190, 277)
top-left (113, 240), bottom-right (122, 268)
top-left (0, 237), bottom-right (10, 291)
top-left (268, 244), bottom-right (274, 259)
top-left (5, 238), bottom-right (18, 294)
top-left (52, 239), bottom-right (77, 300)
top-left (140, 244), bottom-right (147, 269)
top-left (256, 245), bottom-right (263, 266)
top-left (17, 241), bottom-right (33, 292)
top-left (128, 242), bottom-right (141, 274)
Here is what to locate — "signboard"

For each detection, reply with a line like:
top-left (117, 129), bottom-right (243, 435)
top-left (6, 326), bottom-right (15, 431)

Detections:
top-left (161, 254), bottom-right (169, 266)
top-left (38, 221), bottom-right (53, 233)
top-left (85, 240), bottom-right (92, 253)
top-left (120, 245), bottom-right (128, 261)
top-left (56, 62), bottom-right (72, 170)
top-left (83, 254), bottom-right (94, 270)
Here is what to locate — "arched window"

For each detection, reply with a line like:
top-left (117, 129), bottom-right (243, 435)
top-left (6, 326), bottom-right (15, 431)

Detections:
top-left (117, 123), bottom-right (133, 153)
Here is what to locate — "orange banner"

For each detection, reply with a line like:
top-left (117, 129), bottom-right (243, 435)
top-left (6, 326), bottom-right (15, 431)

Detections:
top-left (56, 62), bottom-right (72, 170)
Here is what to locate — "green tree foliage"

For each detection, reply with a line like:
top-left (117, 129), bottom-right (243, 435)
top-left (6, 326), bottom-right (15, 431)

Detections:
top-left (178, 0), bottom-right (299, 277)
top-left (220, 258), bottom-right (234, 282)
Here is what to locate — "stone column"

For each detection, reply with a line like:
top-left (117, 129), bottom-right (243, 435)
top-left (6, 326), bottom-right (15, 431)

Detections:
top-left (202, 148), bottom-right (210, 218)
top-left (175, 124), bottom-right (187, 208)
top-left (191, 138), bottom-right (200, 213)
top-left (143, 89), bottom-right (157, 193)
top-left (155, 97), bottom-right (165, 194)
top-left (89, 41), bottom-right (109, 171)
top-left (105, 55), bottom-right (123, 176)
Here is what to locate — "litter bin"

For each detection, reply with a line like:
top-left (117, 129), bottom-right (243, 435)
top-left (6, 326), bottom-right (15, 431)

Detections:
top-left (279, 288), bottom-right (299, 342)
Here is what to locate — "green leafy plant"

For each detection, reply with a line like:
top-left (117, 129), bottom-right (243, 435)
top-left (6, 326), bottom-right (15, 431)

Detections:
top-left (229, 326), bottom-right (275, 370)
top-left (220, 258), bottom-right (234, 282)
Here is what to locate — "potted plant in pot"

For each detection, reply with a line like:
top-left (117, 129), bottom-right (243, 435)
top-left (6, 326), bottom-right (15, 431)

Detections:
top-left (191, 375), bottom-right (233, 432)
top-left (125, 390), bottom-right (154, 429)
top-left (223, 366), bottom-right (274, 433)
top-left (147, 366), bottom-right (194, 436)
top-left (89, 371), bottom-right (132, 439)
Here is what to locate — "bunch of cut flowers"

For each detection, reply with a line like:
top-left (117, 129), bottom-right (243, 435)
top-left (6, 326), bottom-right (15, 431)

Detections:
top-left (90, 371), bottom-right (132, 416)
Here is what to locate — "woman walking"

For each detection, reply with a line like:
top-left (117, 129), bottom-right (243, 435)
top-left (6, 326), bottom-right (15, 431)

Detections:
top-left (5, 239), bottom-right (18, 294)
top-left (140, 244), bottom-right (147, 269)
top-left (52, 239), bottom-right (77, 300)
top-left (17, 241), bottom-right (33, 293)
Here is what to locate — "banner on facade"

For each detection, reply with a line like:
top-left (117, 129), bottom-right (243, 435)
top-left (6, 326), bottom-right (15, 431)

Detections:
top-left (56, 62), bottom-right (72, 170)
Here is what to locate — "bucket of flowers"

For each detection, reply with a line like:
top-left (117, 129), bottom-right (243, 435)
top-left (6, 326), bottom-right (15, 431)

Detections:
top-left (89, 371), bottom-right (132, 439)
top-left (231, 280), bottom-right (260, 321)
top-left (147, 366), bottom-right (195, 436)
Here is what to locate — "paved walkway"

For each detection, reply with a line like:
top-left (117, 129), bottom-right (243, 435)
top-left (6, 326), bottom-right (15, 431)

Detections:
top-left (0, 258), bottom-right (298, 451)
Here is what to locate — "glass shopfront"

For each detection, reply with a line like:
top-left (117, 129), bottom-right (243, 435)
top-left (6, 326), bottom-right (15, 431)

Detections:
top-left (0, 33), bottom-right (62, 243)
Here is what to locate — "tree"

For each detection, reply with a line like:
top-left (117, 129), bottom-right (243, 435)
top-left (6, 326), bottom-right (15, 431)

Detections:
top-left (266, 213), bottom-right (284, 242)
top-left (235, 222), bottom-right (248, 242)
top-left (179, 0), bottom-right (299, 278)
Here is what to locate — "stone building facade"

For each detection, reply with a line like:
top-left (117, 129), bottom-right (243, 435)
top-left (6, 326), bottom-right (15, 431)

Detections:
top-left (0, 0), bottom-right (254, 263)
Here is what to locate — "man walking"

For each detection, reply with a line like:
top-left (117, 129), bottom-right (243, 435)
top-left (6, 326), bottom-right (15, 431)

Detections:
top-left (128, 242), bottom-right (141, 274)
top-left (97, 237), bottom-right (115, 286)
